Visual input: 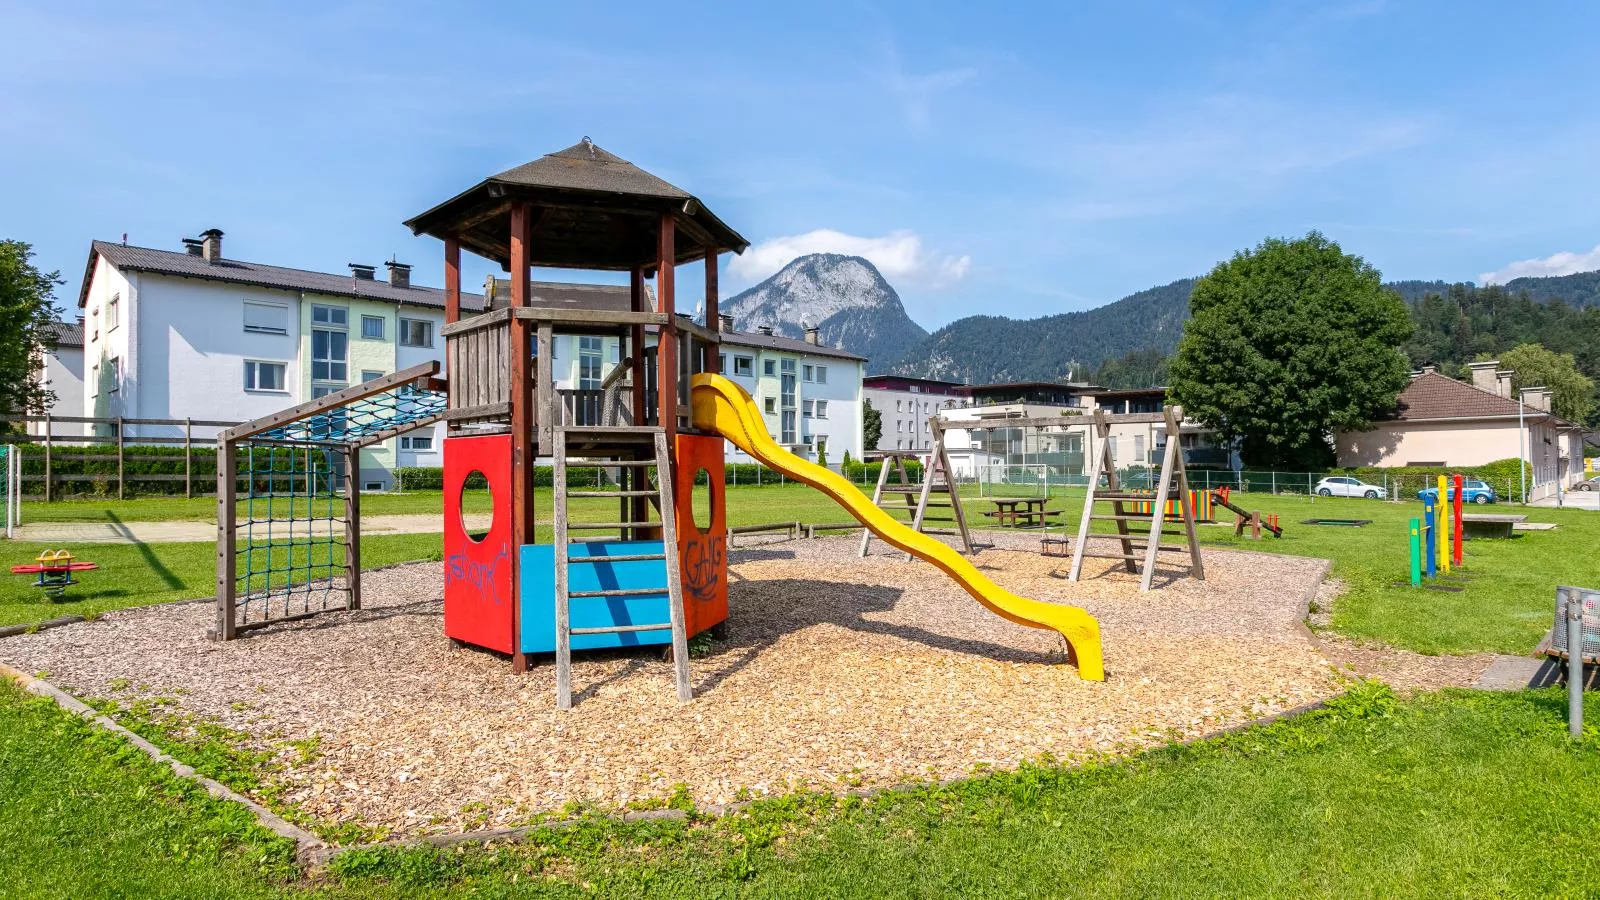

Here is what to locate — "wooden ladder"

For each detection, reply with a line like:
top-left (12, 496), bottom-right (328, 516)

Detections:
top-left (552, 426), bottom-right (691, 710)
top-left (1067, 406), bottom-right (1205, 591)
top-left (859, 421), bottom-right (975, 558)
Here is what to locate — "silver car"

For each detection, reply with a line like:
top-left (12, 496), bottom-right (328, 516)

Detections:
top-left (1314, 476), bottom-right (1384, 499)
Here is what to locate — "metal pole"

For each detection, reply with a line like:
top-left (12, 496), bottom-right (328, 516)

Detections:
top-left (1408, 518), bottom-right (1421, 587)
top-left (1566, 587), bottom-right (1584, 739)
top-left (1519, 400), bottom-right (1528, 503)
top-left (1424, 500), bottom-right (1437, 579)
top-left (1437, 474), bottom-right (1450, 576)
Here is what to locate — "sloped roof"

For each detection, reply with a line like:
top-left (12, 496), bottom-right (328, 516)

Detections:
top-left (721, 329), bottom-right (865, 362)
top-left (82, 240), bottom-right (489, 311)
top-left (403, 139), bottom-right (748, 271)
top-left (1392, 371), bottom-right (1557, 423)
top-left (44, 320), bottom-right (84, 348)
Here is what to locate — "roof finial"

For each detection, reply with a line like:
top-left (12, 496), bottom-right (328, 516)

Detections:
top-left (581, 135), bottom-right (596, 156)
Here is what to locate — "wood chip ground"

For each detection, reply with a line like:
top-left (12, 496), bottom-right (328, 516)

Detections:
top-left (1, 535), bottom-right (1340, 839)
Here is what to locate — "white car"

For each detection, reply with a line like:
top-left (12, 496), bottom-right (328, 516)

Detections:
top-left (1314, 476), bottom-right (1384, 499)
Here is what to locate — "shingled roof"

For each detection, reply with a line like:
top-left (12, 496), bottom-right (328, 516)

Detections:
top-left (44, 320), bottom-right (83, 348)
top-left (80, 240), bottom-right (489, 312)
top-left (403, 139), bottom-right (748, 271)
top-left (1391, 370), bottom-right (1558, 423)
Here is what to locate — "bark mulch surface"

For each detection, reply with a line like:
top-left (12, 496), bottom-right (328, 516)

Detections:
top-left (1, 535), bottom-right (1338, 840)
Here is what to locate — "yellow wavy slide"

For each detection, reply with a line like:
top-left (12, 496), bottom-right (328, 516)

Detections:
top-left (691, 373), bottom-right (1105, 681)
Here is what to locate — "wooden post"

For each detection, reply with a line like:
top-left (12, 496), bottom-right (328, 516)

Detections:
top-left (536, 324), bottom-right (553, 445)
top-left (444, 234), bottom-right (461, 431)
top-left (629, 266), bottom-right (650, 525)
top-left (345, 444), bottom-right (361, 610)
top-left (704, 249), bottom-right (720, 374)
top-left (42, 413), bottom-right (51, 502)
top-left (116, 415), bottom-right (125, 500)
top-left (656, 213), bottom-right (677, 441)
top-left (507, 201), bottom-right (533, 673)
top-left (214, 440), bottom-right (237, 640)
top-left (184, 417), bottom-right (193, 499)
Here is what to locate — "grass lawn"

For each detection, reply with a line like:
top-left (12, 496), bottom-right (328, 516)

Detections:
top-left (3, 676), bottom-right (1597, 898)
top-left (7, 484), bottom-right (1592, 654)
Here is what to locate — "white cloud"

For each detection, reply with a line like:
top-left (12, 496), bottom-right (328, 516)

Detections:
top-left (728, 229), bottom-right (972, 287)
top-left (1480, 244), bottom-right (1600, 285)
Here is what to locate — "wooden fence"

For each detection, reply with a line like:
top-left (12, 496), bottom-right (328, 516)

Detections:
top-left (0, 414), bottom-right (240, 501)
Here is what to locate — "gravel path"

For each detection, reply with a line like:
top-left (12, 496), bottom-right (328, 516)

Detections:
top-left (1, 534), bottom-right (1338, 839)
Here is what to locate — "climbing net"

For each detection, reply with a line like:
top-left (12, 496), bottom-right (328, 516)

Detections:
top-left (233, 443), bottom-right (346, 629)
top-left (215, 364), bottom-right (447, 639)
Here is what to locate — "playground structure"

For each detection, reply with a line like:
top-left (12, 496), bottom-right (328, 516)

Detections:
top-left (1209, 487), bottom-right (1283, 539)
top-left (1408, 474), bottom-right (1465, 587)
top-left (860, 420), bottom-right (975, 558)
top-left (10, 549), bottom-right (97, 599)
top-left (212, 140), bottom-right (1105, 706)
top-left (1, 443), bottom-right (17, 539)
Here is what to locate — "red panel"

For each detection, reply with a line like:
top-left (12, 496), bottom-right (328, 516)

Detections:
top-left (443, 433), bottom-right (514, 653)
top-left (675, 434), bottom-right (729, 637)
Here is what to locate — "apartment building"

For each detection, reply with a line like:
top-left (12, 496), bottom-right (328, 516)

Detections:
top-left (861, 375), bottom-right (967, 452)
top-left (65, 231), bottom-right (864, 486)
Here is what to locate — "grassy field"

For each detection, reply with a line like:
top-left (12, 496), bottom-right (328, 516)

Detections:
top-left (3, 676), bottom-right (1597, 898)
top-left (5, 486), bottom-right (1592, 655)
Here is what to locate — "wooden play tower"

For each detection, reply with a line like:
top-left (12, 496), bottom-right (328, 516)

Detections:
top-left (405, 139), bottom-right (750, 708)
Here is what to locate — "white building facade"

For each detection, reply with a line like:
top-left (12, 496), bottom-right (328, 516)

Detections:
top-left (31, 321), bottom-right (85, 436)
top-left (70, 233), bottom-right (864, 486)
top-left (861, 375), bottom-right (969, 453)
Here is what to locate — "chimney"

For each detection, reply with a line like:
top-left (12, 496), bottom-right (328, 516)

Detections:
top-left (182, 238), bottom-right (204, 257)
top-left (804, 326), bottom-right (820, 345)
top-left (756, 325), bottom-right (774, 336)
top-left (1420, 364), bottom-right (1437, 376)
top-left (200, 228), bottom-right (223, 263)
top-left (1496, 369), bottom-right (1515, 399)
top-left (718, 313), bottom-right (734, 332)
top-left (1468, 360), bottom-right (1499, 393)
top-left (75, 314), bottom-right (84, 326)
top-left (349, 263), bottom-right (376, 280)
top-left (385, 260), bottom-right (411, 288)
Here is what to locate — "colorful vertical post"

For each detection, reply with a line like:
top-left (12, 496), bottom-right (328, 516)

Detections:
top-left (1435, 474), bottom-right (1449, 575)
top-left (1451, 473), bottom-right (1464, 568)
top-left (1408, 517), bottom-right (1422, 587)
top-left (1423, 499), bottom-right (1437, 579)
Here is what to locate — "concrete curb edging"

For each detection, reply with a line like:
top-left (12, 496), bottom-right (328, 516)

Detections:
top-left (0, 615), bottom-right (89, 639)
top-left (0, 661), bottom-right (329, 863)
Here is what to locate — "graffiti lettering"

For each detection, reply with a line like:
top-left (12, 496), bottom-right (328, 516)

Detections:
top-left (681, 534), bottom-right (724, 603)
top-left (446, 544), bottom-right (511, 606)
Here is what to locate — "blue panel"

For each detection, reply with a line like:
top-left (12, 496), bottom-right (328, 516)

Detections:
top-left (520, 541), bottom-right (673, 654)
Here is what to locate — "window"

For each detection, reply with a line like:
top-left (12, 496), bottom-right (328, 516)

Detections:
top-left (364, 481), bottom-right (386, 492)
top-left (815, 400), bottom-right (828, 419)
top-left (803, 399), bottom-right (815, 418)
top-left (816, 365), bottom-right (827, 384)
top-left (89, 363), bottom-right (98, 396)
top-left (719, 353), bottom-right (727, 373)
top-left (106, 293), bottom-right (120, 331)
top-left (763, 359), bottom-right (776, 377)
top-left (399, 318), bottom-right (433, 348)
top-left (780, 359), bottom-right (797, 443)
top-left (361, 370), bottom-right (384, 383)
top-left (311, 304), bottom-right (348, 382)
top-left (311, 304), bottom-right (347, 327)
top-left (90, 307), bottom-right (99, 341)
top-left (896, 399), bottom-right (903, 412)
top-left (910, 383), bottom-right (920, 393)
top-left (734, 356), bottom-right (754, 377)
top-left (764, 397), bottom-right (777, 414)
top-left (244, 301), bottom-right (288, 335)
top-left (578, 336), bottom-right (603, 390)
top-left (400, 434), bottom-right (434, 451)
top-left (244, 360), bottom-right (287, 392)
top-left (803, 364), bottom-right (814, 382)
top-left (360, 315), bottom-right (385, 340)
top-left (108, 356), bottom-right (121, 392)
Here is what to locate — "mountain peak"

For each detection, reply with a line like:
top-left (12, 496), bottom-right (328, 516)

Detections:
top-left (723, 253), bottom-right (929, 369)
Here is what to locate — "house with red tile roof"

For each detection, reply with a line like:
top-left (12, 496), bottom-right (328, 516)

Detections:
top-left (1335, 361), bottom-right (1586, 500)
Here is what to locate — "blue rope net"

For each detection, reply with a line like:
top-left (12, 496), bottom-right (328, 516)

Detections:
top-left (229, 382), bottom-right (445, 631)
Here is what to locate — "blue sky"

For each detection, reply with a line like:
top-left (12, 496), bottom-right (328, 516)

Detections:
top-left (4, 1), bottom-right (1599, 328)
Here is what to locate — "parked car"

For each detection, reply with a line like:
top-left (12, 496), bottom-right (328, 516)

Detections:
top-left (1417, 479), bottom-right (1497, 505)
top-left (1575, 475), bottom-right (1600, 492)
top-left (1314, 476), bottom-right (1385, 499)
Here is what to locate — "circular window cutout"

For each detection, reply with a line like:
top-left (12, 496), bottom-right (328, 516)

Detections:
top-left (689, 467), bottom-right (715, 534)
top-left (460, 470), bottom-right (494, 542)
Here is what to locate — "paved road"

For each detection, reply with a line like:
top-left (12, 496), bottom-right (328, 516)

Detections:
top-left (1528, 491), bottom-right (1600, 509)
top-left (13, 513), bottom-right (491, 545)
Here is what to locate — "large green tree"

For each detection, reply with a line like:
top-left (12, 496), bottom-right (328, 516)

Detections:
top-left (1492, 343), bottom-right (1595, 423)
top-left (0, 241), bottom-right (64, 420)
top-left (1169, 232), bottom-right (1414, 468)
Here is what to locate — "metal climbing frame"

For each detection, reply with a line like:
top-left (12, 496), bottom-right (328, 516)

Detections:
top-left (212, 362), bottom-right (447, 639)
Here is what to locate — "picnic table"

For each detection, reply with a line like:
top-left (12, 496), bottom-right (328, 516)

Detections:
top-left (985, 497), bottom-right (1054, 528)
top-left (1460, 513), bottom-right (1527, 540)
